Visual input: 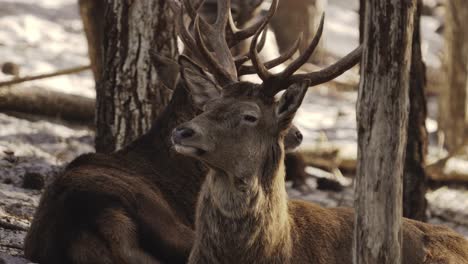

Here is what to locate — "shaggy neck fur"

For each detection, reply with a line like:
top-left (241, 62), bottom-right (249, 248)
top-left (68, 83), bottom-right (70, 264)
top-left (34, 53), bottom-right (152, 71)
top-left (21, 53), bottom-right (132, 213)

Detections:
top-left (189, 144), bottom-right (292, 264)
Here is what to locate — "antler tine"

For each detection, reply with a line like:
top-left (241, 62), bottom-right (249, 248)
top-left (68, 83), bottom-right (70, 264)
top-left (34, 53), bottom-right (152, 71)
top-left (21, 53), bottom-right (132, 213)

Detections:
top-left (255, 26), bottom-right (268, 53)
top-left (227, 0), bottom-right (279, 48)
top-left (213, 0), bottom-right (230, 32)
top-left (239, 34), bottom-right (301, 76)
top-left (289, 45), bottom-right (363, 86)
top-left (183, 0), bottom-right (204, 20)
top-left (262, 45), bottom-right (363, 97)
top-left (234, 27), bottom-right (268, 69)
top-left (234, 55), bottom-right (250, 69)
top-left (259, 13), bottom-right (362, 97)
top-left (278, 13), bottom-right (325, 79)
top-left (177, 5), bottom-right (208, 64)
top-left (249, 19), bottom-right (272, 81)
top-left (194, 15), bottom-right (237, 83)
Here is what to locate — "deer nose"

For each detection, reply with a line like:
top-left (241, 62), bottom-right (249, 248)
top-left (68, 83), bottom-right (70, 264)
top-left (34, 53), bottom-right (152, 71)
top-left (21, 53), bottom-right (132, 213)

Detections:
top-left (172, 127), bottom-right (195, 143)
top-left (295, 130), bottom-right (303, 143)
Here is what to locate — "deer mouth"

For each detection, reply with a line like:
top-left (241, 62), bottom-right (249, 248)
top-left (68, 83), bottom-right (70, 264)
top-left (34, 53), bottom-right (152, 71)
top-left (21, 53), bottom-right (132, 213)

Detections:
top-left (173, 143), bottom-right (207, 156)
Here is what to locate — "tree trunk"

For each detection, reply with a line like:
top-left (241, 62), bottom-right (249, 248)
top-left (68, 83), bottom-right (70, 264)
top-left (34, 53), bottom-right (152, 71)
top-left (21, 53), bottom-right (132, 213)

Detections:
top-left (96, 0), bottom-right (178, 153)
top-left (403, 0), bottom-right (428, 221)
top-left (269, 0), bottom-right (327, 64)
top-left (439, 0), bottom-right (468, 151)
top-left (354, 1), bottom-right (415, 263)
top-left (359, 0), bottom-right (365, 44)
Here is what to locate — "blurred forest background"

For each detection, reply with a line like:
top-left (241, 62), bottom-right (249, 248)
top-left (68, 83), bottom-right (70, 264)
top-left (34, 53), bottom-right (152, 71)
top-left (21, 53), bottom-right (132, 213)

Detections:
top-left (0, 0), bottom-right (467, 261)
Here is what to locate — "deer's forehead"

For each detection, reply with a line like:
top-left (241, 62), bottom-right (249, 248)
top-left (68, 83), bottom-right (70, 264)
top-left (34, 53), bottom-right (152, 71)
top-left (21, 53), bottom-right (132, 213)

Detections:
top-left (207, 97), bottom-right (271, 113)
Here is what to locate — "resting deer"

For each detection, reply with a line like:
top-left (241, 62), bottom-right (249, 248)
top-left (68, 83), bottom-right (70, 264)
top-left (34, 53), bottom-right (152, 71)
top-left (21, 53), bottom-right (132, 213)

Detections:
top-left (171, 2), bottom-right (468, 264)
top-left (23, 1), bottom-right (305, 263)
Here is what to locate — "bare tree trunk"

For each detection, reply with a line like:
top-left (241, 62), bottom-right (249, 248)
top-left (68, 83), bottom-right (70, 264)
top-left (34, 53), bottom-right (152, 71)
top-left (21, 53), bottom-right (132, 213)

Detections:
top-left (403, 0), bottom-right (428, 221)
top-left (439, 0), bottom-right (468, 151)
top-left (269, 0), bottom-right (327, 64)
top-left (95, 0), bottom-right (178, 153)
top-left (354, 1), bottom-right (415, 263)
top-left (359, 0), bottom-right (365, 44)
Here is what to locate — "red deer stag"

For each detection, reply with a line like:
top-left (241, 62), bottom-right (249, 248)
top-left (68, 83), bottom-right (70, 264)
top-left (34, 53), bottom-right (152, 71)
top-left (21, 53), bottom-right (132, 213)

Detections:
top-left (23, 1), bottom-right (303, 263)
top-left (185, 0), bottom-right (312, 192)
top-left (172, 3), bottom-right (468, 264)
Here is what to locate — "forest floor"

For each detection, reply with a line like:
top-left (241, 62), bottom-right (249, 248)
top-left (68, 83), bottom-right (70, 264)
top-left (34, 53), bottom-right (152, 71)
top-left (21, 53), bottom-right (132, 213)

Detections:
top-left (0, 0), bottom-right (467, 262)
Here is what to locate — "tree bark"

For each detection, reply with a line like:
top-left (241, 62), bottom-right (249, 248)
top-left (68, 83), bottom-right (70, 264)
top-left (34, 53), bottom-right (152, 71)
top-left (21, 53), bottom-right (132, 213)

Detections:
top-left (96, 0), bottom-right (178, 153)
top-left (439, 0), bottom-right (468, 151)
top-left (354, 1), bottom-right (415, 263)
top-left (403, 0), bottom-right (428, 221)
top-left (359, 0), bottom-right (365, 44)
top-left (269, 0), bottom-right (327, 64)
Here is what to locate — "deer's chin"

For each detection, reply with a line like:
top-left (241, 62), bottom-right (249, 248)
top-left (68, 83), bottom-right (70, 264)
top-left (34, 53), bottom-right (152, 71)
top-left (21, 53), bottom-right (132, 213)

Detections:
top-left (173, 144), bottom-right (207, 156)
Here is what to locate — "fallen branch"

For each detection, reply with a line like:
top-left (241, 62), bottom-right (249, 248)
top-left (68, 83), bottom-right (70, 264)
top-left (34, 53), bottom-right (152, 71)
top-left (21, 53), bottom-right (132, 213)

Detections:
top-left (299, 144), bottom-right (357, 174)
top-left (298, 143), bottom-right (468, 183)
top-left (0, 65), bottom-right (91, 88)
top-left (0, 86), bottom-right (94, 123)
top-left (0, 220), bottom-right (28, 232)
top-left (426, 156), bottom-right (468, 182)
top-left (0, 244), bottom-right (23, 251)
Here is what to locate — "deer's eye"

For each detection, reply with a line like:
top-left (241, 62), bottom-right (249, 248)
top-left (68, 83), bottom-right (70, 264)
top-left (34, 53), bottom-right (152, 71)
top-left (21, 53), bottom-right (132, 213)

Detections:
top-left (243, 114), bottom-right (258, 123)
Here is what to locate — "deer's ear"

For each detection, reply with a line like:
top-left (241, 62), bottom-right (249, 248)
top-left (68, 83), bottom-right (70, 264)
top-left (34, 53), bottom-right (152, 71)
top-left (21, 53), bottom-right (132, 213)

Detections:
top-left (275, 81), bottom-right (309, 130)
top-left (150, 52), bottom-right (180, 90)
top-left (179, 55), bottom-right (222, 109)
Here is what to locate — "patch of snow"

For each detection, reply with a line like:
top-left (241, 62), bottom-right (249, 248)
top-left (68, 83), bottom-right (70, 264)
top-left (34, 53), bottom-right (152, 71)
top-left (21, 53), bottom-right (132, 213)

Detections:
top-left (0, 0), bottom-right (94, 98)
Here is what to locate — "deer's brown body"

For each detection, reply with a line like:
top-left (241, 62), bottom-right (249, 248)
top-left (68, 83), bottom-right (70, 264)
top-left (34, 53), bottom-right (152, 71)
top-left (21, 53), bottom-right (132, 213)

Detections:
top-left (24, 82), bottom-right (203, 264)
top-left (285, 152), bottom-right (311, 192)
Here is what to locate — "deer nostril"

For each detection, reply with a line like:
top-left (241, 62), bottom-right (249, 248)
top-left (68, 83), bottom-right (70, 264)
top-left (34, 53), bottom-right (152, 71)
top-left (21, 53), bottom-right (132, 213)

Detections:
top-left (295, 131), bottom-right (303, 142)
top-left (181, 128), bottom-right (195, 138)
top-left (175, 127), bottom-right (195, 139)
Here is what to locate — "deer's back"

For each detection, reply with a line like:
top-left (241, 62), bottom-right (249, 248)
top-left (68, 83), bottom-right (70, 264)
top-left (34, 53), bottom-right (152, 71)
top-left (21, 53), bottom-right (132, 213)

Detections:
top-left (24, 152), bottom-right (195, 263)
top-left (288, 200), bottom-right (468, 264)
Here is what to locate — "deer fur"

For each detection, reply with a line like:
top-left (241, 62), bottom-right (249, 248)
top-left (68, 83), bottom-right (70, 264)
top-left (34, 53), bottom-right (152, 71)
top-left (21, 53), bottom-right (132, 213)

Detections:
top-left (24, 68), bottom-right (201, 263)
top-left (172, 67), bottom-right (468, 264)
top-left (285, 152), bottom-right (312, 193)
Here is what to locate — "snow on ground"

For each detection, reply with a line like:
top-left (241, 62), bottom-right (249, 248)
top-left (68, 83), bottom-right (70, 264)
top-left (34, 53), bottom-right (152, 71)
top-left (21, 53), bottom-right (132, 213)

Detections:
top-left (0, 0), bottom-right (94, 98)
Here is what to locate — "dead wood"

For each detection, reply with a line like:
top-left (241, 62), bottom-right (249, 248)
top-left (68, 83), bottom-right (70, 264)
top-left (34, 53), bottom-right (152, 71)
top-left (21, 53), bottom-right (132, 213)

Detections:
top-left (299, 144), bottom-right (356, 174)
top-left (426, 156), bottom-right (468, 182)
top-left (0, 86), bottom-right (94, 124)
top-left (299, 145), bottom-right (468, 183)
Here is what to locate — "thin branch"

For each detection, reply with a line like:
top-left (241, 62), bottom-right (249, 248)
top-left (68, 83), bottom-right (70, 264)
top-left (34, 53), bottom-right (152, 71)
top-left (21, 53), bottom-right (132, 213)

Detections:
top-left (0, 219), bottom-right (28, 232)
top-left (0, 65), bottom-right (92, 88)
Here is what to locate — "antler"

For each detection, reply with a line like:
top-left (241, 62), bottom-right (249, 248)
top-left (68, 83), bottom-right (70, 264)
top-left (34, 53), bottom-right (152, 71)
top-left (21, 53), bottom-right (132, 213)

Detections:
top-left (226, 0), bottom-right (278, 48)
top-left (172, 0), bottom-right (289, 85)
top-left (171, 0), bottom-right (361, 93)
top-left (247, 13), bottom-right (363, 97)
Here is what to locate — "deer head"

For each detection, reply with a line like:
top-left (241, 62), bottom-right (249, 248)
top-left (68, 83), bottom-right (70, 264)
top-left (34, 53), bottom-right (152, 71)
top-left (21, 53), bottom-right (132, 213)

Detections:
top-left (169, 0), bottom-right (361, 180)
